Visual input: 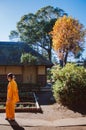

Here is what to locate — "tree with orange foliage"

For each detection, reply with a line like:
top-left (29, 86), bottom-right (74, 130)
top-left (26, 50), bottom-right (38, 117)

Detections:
top-left (50, 16), bottom-right (86, 66)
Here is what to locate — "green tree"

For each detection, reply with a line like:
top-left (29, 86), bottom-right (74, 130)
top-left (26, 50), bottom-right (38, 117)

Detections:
top-left (9, 6), bottom-right (67, 61)
top-left (9, 30), bottom-right (19, 41)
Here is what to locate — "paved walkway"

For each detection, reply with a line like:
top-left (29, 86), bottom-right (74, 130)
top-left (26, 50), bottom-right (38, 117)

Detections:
top-left (0, 114), bottom-right (86, 127)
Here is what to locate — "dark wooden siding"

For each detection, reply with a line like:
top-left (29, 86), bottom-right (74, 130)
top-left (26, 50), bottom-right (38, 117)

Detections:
top-left (37, 75), bottom-right (46, 87)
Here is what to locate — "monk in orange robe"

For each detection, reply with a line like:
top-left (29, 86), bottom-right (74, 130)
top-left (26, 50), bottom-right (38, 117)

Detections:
top-left (5, 73), bottom-right (19, 121)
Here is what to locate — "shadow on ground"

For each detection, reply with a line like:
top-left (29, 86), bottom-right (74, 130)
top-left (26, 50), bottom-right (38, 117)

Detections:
top-left (8, 120), bottom-right (25, 130)
top-left (36, 90), bottom-right (86, 116)
top-left (36, 91), bottom-right (56, 105)
top-left (68, 105), bottom-right (86, 116)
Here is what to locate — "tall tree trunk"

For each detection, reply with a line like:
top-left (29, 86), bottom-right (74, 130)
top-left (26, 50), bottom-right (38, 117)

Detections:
top-left (64, 51), bottom-right (68, 65)
top-left (48, 38), bottom-right (52, 61)
top-left (48, 49), bottom-right (51, 61)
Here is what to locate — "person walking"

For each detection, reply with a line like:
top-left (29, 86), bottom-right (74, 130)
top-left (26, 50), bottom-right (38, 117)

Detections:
top-left (5, 73), bottom-right (19, 121)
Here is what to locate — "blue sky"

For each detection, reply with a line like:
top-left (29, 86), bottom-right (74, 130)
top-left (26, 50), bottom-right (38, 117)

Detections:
top-left (0, 0), bottom-right (86, 59)
top-left (0, 0), bottom-right (86, 41)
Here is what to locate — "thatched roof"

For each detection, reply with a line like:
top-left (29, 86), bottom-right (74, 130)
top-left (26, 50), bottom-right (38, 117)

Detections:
top-left (0, 41), bottom-right (53, 67)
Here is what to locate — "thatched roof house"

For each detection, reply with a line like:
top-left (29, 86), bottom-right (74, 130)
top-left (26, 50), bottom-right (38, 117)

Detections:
top-left (0, 42), bottom-right (53, 87)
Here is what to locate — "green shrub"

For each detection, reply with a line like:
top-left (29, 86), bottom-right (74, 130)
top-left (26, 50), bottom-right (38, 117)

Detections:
top-left (51, 63), bottom-right (86, 107)
top-left (21, 53), bottom-right (37, 64)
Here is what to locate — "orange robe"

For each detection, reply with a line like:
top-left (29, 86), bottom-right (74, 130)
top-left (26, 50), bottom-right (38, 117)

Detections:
top-left (6, 79), bottom-right (19, 119)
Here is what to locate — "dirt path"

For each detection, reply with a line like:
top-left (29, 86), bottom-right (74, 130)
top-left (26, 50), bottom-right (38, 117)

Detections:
top-left (1, 125), bottom-right (86, 130)
top-left (0, 91), bottom-right (86, 130)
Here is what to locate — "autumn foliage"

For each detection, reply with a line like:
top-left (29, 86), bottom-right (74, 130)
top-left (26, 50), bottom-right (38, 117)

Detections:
top-left (50, 16), bottom-right (86, 63)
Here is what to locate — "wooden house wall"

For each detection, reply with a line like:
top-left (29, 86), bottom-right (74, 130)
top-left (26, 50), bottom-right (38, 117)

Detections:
top-left (0, 66), bottom-right (22, 83)
top-left (22, 66), bottom-right (37, 84)
top-left (37, 66), bottom-right (46, 87)
top-left (0, 66), bottom-right (22, 74)
top-left (38, 66), bottom-right (45, 74)
top-left (0, 66), bottom-right (47, 86)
